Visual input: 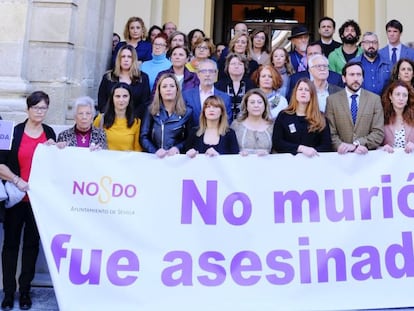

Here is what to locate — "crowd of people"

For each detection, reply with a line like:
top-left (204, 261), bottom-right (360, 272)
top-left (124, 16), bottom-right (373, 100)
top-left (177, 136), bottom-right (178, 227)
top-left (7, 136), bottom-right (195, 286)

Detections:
top-left (2, 15), bottom-right (414, 310)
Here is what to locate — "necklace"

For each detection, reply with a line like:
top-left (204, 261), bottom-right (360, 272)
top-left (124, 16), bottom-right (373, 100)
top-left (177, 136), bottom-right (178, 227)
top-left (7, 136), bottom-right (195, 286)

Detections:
top-left (75, 127), bottom-right (91, 145)
top-left (80, 133), bottom-right (88, 144)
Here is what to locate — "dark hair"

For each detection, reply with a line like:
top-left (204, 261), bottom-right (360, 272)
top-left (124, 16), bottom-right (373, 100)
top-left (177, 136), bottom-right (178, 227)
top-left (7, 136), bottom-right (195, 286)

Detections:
top-left (27, 91), bottom-right (50, 109)
top-left (319, 16), bottom-right (336, 29)
top-left (113, 33), bottom-right (121, 41)
top-left (338, 19), bottom-right (361, 41)
top-left (148, 25), bottom-right (162, 40)
top-left (385, 19), bottom-right (403, 33)
top-left (187, 28), bottom-right (206, 49)
top-left (342, 61), bottom-right (365, 77)
top-left (250, 29), bottom-right (271, 54)
top-left (390, 58), bottom-right (414, 84)
top-left (104, 82), bottom-right (136, 128)
top-left (382, 80), bottom-right (414, 126)
top-left (169, 45), bottom-right (190, 58)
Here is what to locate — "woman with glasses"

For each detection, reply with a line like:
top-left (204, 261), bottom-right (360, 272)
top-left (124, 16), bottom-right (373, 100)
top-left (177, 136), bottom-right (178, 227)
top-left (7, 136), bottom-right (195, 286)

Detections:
top-left (141, 33), bottom-right (172, 90)
top-left (57, 96), bottom-right (107, 149)
top-left (186, 37), bottom-right (215, 72)
top-left (0, 91), bottom-right (56, 310)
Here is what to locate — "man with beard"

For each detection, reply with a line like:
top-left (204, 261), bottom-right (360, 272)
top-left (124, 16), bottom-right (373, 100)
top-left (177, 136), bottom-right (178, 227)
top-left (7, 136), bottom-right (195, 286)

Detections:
top-left (328, 19), bottom-right (363, 74)
top-left (325, 61), bottom-right (384, 154)
top-left (350, 32), bottom-right (392, 95)
top-left (288, 25), bottom-right (310, 73)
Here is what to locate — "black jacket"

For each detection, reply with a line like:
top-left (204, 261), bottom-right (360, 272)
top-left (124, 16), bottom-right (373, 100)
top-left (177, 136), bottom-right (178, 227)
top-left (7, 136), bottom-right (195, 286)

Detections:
top-left (140, 105), bottom-right (193, 153)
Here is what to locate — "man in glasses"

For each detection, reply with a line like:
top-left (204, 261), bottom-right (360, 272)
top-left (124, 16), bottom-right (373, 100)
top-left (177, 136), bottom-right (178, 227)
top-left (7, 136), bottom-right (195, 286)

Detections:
top-left (183, 59), bottom-right (232, 126)
top-left (287, 42), bottom-right (343, 100)
top-left (350, 32), bottom-right (392, 95)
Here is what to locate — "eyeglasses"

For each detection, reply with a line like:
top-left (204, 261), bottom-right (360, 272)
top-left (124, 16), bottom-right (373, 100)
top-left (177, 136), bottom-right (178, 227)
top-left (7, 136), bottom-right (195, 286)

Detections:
top-left (198, 69), bottom-right (217, 74)
top-left (153, 43), bottom-right (167, 47)
top-left (310, 64), bottom-right (329, 70)
top-left (362, 40), bottom-right (378, 45)
top-left (30, 106), bottom-right (48, 112)
top-left (196, 46), bottom-right (209, 51)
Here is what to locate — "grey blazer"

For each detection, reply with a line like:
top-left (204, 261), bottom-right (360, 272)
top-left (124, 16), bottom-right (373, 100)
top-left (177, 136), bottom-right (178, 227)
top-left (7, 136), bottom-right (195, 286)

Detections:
top-left (325, 89), bottom-right (384, 150)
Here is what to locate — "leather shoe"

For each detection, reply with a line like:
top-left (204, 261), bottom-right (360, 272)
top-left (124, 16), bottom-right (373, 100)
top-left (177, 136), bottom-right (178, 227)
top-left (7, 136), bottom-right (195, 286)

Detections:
top-left (1, 295), bottom-right (14, 311)
top-left (19, 293), bottom-right (31, 310)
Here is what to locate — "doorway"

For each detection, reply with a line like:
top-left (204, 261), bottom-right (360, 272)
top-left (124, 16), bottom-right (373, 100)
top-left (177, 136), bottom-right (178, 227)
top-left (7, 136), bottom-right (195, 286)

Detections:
top-left (213, 0), bottom-right (323, 50)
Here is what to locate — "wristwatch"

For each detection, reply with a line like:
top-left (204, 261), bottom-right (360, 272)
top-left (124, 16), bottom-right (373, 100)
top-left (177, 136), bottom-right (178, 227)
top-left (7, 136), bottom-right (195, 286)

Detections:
top-left (352, 140), bottom-right (360, 151)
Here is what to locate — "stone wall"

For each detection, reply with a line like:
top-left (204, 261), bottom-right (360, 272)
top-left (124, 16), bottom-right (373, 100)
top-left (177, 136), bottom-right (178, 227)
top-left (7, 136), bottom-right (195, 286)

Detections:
top-left (0, 0), bottom-right (116, 124)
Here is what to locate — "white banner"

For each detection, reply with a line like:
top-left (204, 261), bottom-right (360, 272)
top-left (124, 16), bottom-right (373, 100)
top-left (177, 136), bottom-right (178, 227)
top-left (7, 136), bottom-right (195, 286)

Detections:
top-left (28, 145), bottom-right (414, 311)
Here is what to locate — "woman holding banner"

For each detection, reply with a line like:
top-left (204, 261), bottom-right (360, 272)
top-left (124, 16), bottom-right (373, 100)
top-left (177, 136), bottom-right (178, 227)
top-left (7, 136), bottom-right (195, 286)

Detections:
top-left (185, 95), bottom-right (239, 157)
top-left (140, 73), bottom-right (193, 157)
top-left (57, 96), bottom-right (107, 149)
top-left (272, 78), bottom-right (332, 157)
top-left (231, 89), bottom-right (274, 156)
top-left (0, 91), bottom-right (56, 310)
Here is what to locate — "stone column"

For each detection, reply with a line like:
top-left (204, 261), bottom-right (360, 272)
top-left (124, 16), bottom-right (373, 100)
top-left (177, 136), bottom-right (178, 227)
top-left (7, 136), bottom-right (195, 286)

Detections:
top-left (0, 0), bottom-right (116, 124)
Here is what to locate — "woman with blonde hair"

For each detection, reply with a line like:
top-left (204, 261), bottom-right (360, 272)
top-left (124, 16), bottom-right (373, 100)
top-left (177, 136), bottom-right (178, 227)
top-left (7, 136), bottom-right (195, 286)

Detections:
top-left (112, 16), bottom-right (152, 66)
top-left (185, 95), bottom-right (239, 157)
top-left (218, 32), bottom-right (259, 79)
top-left (98, 44), bottom-right (150, 118)
top-left (231, 89), bottom-right (274, 156)
top-left (186, 37), bottom-right (215, 72)
top-left (140, 73), bottom-right (193, 157)
top-left (272, 78), bottom-right (332, 156)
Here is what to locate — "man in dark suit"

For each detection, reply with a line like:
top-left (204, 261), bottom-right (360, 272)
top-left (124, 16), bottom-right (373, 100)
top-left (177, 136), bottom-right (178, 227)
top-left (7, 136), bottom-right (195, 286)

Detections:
top-left (379, 19), bottom-right (414, 65)
top-left (287, 42), bottom-right (343, 100)
top-left (325, 61), bottom-right (384, 154)
top-left (182, 59), bottom-right (232, 126)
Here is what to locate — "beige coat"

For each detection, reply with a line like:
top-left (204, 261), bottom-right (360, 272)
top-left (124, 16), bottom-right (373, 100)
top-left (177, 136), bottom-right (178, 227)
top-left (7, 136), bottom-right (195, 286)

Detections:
top-left (325, 89), bottom-right (384, 150)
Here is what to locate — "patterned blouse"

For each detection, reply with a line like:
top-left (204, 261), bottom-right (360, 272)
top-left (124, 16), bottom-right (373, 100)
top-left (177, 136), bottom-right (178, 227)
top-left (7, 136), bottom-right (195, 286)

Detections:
top-left (231, 120), bottom-right (273, 154)
top-left (57, 126), bottom-right (108, 149)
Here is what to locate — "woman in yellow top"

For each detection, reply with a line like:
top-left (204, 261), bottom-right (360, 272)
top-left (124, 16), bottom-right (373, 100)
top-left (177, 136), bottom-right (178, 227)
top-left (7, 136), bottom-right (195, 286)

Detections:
top-left (93, 82), bottom-right (141, 151)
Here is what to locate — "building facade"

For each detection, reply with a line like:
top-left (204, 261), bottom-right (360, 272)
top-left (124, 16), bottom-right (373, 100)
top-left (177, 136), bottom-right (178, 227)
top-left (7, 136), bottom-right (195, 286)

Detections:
top-left (0, 0), bottom-right (413, 125)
